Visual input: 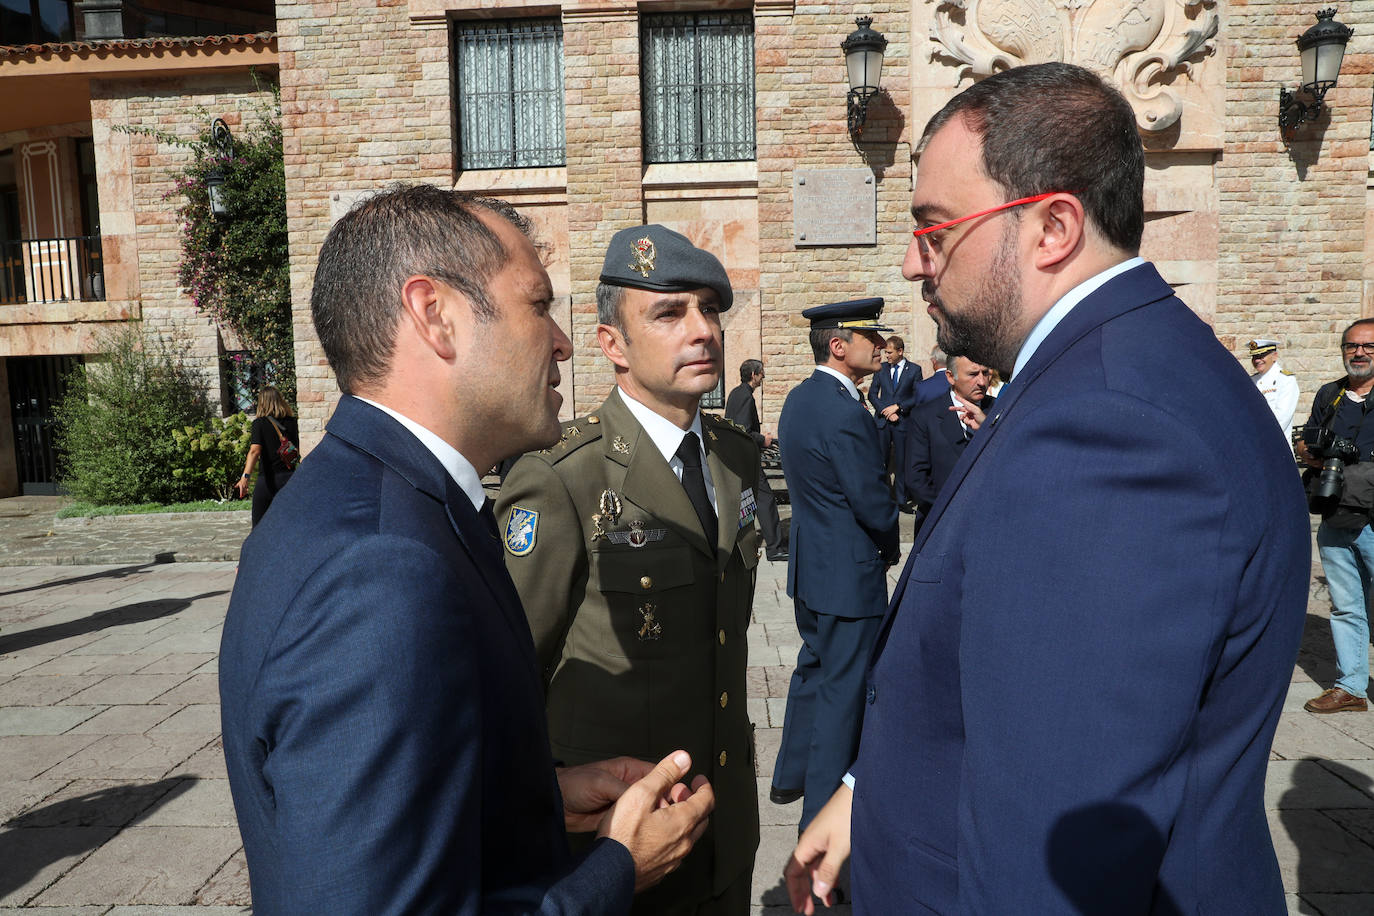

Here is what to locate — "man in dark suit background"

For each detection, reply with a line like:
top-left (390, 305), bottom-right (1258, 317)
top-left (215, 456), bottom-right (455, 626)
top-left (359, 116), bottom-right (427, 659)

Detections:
top-left (725, 358), bottom-right (786, 560)
top-left (913, 344), bottom-right (951, 405)
top-left (220, 185), bottom-right (713, 915)
top-left (788, 63), bottom-right (1307, 915)
top-left (867, 335), bottom-right (922, 510)
top-left (770, 299), bottom-right (900, 832)
top-left (903, 355), bottom-right (995, 521)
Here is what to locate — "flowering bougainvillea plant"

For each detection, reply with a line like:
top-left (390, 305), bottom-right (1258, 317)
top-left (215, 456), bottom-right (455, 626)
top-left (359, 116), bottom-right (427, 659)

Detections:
top-left (127, 76), bottom-right (295, 401)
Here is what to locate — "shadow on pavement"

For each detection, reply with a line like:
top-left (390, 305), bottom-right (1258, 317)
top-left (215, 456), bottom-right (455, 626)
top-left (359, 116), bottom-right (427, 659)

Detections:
top-left (0, 776), bottom-right (196, 902)
top-left (0, 562), bottom-right (169, 599)
top-left (1293, 613), bottom-right (1341, 687)
top-left (0, 590), bottom-right (228, 655)
top-left (1279, 758), bottom-right (1374, 915)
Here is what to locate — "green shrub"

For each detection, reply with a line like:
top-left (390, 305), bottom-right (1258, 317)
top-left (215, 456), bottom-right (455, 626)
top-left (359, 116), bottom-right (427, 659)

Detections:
top-left (54, 325), bottom-right (217, 505)
top-left (171, 412), bottom-right (253, 501)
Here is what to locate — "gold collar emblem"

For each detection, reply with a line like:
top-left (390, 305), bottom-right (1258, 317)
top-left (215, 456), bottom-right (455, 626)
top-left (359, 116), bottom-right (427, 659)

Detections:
top-left (612, 436), bottom-right (631, 456)
top-left (629, 237), bottom-right (656, 278)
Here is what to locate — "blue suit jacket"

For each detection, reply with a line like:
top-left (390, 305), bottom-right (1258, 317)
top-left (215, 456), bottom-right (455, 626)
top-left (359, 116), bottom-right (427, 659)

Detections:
top-left (220, 396), bottom-right (634, 915)
top-left (913, 369), bottom-right (952, 405)
top-left (851, 264), bottom-right (1308, 913)
top-left (902, 392), bottom-right (995, 514)
top-left (779, 370), bottom-right (900, 617)
top-left (868, 360), bottom-right (922, 428)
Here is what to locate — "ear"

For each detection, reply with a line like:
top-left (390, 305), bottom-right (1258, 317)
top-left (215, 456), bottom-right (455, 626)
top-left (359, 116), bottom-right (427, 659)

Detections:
top-left (597, 323), bottom-right (631, 370)
top-left (828, 334), bottom-right (846, 362)
top-left (400, 274), bottom-right (459, 362)
top-left (1032, 194), bottom-right (1085, 270)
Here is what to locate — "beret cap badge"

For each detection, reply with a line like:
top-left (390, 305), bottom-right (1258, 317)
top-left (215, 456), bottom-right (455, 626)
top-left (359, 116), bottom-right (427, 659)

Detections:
top-left (629, 237), bottom-right (657, 278)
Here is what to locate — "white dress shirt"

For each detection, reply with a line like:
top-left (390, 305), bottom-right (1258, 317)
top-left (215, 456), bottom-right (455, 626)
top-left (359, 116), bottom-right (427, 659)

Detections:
top-left (354, 396), bottom-right (486, 512)
top-left (616, 388), bottom-right (717, 514)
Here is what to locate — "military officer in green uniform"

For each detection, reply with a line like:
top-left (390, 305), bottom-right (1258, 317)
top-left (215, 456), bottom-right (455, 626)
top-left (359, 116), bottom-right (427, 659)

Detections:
top-left (497, 224), bottom-right (762, 914)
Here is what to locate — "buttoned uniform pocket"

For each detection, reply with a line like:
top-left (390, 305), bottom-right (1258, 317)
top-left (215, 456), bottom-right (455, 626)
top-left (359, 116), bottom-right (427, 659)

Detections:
top-left (590, 544), bottom-right (696, 659)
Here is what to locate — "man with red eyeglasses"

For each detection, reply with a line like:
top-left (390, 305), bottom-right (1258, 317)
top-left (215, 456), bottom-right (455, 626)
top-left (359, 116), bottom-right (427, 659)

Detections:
top-left (1298, 318), bottom-right (1374, 715)
top-left (784, 62), bottom-right (1308, 915)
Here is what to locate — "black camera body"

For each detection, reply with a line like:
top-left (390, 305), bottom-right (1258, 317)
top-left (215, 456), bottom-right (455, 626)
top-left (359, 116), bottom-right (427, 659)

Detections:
top-left (1301, 425), bottom-right (1362, 514)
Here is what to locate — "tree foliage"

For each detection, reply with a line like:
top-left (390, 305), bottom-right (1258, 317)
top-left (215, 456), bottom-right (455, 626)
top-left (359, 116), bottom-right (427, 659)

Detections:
top-left (54, 324), bottom-right (221, 505)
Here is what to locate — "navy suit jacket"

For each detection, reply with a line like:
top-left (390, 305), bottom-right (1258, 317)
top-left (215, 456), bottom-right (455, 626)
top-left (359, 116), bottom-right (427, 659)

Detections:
top-left (913, 369), bottom-right (952, 405)
top-left (779, 370), bottom-right (900, 617)
top-left (851, 264), bottom-right (1308, 913)
top-left (220, 396), bottom-right (634, 915)
top-left (902, 392), bottom-right (996, 514)
top-left (868, 359), bottom-right (922, 428)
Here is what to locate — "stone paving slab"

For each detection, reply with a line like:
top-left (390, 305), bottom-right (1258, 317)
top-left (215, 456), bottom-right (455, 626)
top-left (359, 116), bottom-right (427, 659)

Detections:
top-left (0, 505), bottom-right (1371, 914)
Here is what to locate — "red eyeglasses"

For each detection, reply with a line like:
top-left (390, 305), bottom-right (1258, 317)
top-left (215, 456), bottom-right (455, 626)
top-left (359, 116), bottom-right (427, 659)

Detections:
top-left (911, 191), bottom-right (1067, 240)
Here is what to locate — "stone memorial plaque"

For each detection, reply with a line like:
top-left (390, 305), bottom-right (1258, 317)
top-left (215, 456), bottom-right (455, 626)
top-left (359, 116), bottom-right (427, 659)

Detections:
top-left (793, 168), bottom-right (876, 247)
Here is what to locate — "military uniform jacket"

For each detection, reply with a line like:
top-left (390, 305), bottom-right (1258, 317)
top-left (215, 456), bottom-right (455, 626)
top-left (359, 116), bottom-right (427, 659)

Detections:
top-left (497, 389), bottom-right (763, 906)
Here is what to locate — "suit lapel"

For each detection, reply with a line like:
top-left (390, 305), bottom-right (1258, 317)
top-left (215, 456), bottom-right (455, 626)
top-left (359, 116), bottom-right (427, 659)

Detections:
top-left (326, 397), bottom-right (537, 663)
top-left (603, 392), bottom-right (716, 558)
top-left (706, 438), bottom-right (743, 567)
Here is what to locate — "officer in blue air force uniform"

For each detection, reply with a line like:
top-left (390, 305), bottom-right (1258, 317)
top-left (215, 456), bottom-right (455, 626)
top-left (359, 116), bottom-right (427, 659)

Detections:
top-left (770, 298), bottom-right (901, 831)
top-left (497, 224), bottom-right (762, 915)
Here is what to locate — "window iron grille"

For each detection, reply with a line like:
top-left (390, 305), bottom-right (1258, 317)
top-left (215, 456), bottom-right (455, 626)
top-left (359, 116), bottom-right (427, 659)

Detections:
top-left (641, 12), bottom-right (755, 164)
top-left (455, 18), bottom-right (566, 170)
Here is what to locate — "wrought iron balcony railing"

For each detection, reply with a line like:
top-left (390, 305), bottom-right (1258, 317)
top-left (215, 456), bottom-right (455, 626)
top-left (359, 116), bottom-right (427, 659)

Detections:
top-left (0, 235), bottom-right (105, 307)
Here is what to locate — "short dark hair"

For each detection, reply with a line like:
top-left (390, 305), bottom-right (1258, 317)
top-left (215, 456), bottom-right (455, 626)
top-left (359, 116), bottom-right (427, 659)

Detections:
top-left (310, 183), bottom-right (532, 394)
top-left (886, 335), bottom-right (904, 351)
top-left (739, 359), bottom-right (764, 384)
top-left (919, 62), bottom-right (1144, 253)
top-left (810, 327), bottom-right (852, 364)
top-left (596, 282), bottom-right (626, 335)
top-left (1342, 318), bottom-right (1374, 344)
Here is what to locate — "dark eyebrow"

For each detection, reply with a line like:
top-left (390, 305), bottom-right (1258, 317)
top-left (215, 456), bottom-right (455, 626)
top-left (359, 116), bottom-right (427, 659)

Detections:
top-left (911, 202), bottom-right (952, 224)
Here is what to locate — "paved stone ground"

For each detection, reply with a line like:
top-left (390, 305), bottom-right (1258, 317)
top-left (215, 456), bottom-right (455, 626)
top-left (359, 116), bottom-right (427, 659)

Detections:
top-left (1, 497), bottom-right (1372, 914)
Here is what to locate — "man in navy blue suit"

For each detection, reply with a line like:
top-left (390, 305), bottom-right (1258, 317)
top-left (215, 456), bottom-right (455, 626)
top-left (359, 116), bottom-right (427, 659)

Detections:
top-left (903, 355), bottom-right (995, 521)
top-left (770, 299), bottom-right (900, 832)
top-left (220, 185), bottom-right (713, 915)
top-left (913, 345), bottom-right (951, 405)
top-left (787, 63), bottom-right (1307, 914)
top-left (867, 335), bottom-right (922, 509)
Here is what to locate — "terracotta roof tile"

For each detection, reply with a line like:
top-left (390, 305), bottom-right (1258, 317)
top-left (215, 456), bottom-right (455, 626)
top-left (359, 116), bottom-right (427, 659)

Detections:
top-left (0, 31), bottom-right (276, 62)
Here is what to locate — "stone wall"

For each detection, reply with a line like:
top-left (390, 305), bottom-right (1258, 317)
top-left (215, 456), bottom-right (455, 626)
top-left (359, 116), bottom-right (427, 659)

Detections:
top-left (276, 0), bottom-right (446, 448)
top-left (1216, 2), bottom-right (1374, 417)
top-left (274, 1), bottom-right (1374, 446)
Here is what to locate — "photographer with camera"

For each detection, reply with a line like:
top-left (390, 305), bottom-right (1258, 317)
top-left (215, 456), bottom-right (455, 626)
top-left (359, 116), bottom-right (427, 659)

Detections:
top-left (1299, 318), bottom-right (1374, 714)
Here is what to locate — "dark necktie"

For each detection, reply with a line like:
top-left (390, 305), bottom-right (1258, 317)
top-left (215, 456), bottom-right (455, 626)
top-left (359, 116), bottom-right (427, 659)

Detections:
top-left (675, 432), bottom-right (716, 541)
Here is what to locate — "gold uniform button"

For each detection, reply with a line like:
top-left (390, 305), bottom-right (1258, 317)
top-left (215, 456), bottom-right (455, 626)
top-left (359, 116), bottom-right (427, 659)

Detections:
top-left (588, 415), bottom-right (600, 424)
top-left (719, 691), bottom-right (728, 708)
top-left (718, 751), bottom-right (727, 767)
top-left (718, 628), bottom-right (726, 645)
top-left (640, 576), bottom-right (652, 590)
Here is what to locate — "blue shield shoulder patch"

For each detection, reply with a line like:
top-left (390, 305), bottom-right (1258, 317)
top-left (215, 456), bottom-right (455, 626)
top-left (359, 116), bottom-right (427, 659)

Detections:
top-left (504, 506), bottom-right (538, 557)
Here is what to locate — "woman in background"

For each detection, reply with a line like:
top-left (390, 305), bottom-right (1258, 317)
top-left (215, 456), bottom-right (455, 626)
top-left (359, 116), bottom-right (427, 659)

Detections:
top-left (235, 386), bottom-right (299, 527)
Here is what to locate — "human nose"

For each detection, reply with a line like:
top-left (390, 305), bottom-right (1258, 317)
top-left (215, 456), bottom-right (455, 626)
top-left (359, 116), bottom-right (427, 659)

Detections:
top-left (903, 236), bottom-right (931, 282)
top-left (550, 317), bottom-right (572, 362)
top-left (684, 304), bottom-right (717, 342)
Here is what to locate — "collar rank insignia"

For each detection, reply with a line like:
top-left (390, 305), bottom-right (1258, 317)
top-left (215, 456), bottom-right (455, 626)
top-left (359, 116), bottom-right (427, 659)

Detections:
top-left (607, 519), bottom-right (667, 549)
top-left (630, 237), bottom-right (656, 278)
top-left (612, 436), bottom-right (631, 456)
top-left (504, 506), bottom-right (538, 556)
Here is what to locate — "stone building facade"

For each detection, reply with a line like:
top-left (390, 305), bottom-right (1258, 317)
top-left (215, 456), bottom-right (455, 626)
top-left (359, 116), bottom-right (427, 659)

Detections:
top-left (4, 1), bottom-right (1372, 491)
top-left (274, 0), bottom-right (1374, 450)
top-left (0, 1), bottom-right (276, 496)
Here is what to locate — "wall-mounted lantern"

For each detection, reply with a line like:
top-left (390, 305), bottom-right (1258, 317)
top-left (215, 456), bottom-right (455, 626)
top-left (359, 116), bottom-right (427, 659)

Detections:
top-left (205, 118), bottom-right (234, 218)
top-left (1278, 8), bottom-right (1354, 139)
top-left (842, 17), bottom-right (887, 139)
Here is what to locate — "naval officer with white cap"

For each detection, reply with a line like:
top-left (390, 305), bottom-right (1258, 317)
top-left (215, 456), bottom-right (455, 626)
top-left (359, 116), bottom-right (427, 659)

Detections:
top-left (1249, 338), bottom-right (1300, 443)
